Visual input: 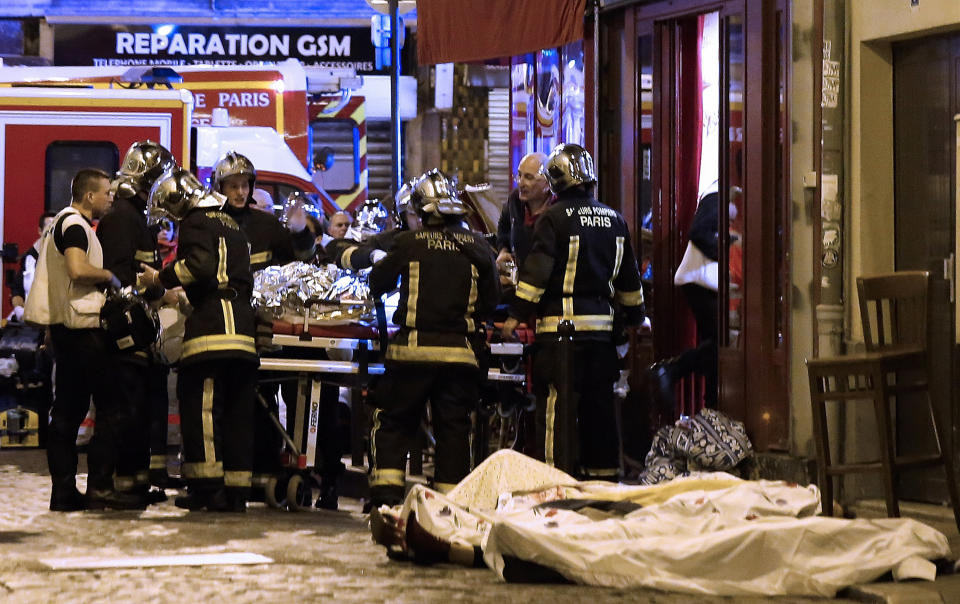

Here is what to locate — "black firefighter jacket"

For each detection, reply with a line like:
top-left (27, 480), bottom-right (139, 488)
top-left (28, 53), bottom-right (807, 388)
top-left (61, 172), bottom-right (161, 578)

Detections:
top-left (98, 193), bottom-right (162, 287)
top-left (96, 193), bottom-right (163, 362)
top-left (369, 226), bottom-right (500, 368)
top-left (157, 207), bottom-right (258, 366)
top-left (325, 229), bottom-right (400, 271)
top-left (223, 203), bottom-right (315, 271)
top-left (507, 193), bottom-right (645, 341)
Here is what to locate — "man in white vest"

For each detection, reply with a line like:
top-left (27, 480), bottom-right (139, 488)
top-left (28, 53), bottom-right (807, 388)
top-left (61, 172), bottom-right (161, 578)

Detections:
top-left (25, 168), bottom-right (145, 511)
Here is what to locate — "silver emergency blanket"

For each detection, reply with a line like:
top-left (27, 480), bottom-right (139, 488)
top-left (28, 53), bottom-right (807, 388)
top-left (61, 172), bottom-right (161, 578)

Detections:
top-left (252, 261), bottom-right (373, 324)
top-left (378, 450), bottom-right (950, 597)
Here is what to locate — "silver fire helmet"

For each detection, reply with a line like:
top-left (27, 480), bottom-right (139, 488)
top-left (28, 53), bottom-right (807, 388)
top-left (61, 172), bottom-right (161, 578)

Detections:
top-left (543, 143), bottom-right (596, 194)
top-left (281, 191), bottom-right (324, 225)
top-left (115, 140), bottom-right (176, 199)
top-left (394, 180), bottom-right (415, 217)
top-left (411, 169), bottom-right (467, 219)
top-left (148, 168), bottom-right (217, 221)
top-left (211, 151), bottom-right (256, 194)
top-left (348, 199), bottom-right (391, 241)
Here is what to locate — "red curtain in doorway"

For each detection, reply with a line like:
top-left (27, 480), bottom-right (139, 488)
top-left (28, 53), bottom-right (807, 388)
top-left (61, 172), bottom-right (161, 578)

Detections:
top-left (417, 0), bottom-right (586, 64)
top-left (674, 14), bottom-right (706, 417)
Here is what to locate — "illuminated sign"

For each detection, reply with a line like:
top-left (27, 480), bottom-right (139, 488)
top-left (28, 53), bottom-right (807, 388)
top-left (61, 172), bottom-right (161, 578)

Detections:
top-left (54, 24), bottom-right (412, 75)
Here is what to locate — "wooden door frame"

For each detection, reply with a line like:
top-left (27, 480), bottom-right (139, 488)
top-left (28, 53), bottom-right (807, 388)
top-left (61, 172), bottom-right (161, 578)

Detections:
top-left (600, 0), bottom-right (790, 450)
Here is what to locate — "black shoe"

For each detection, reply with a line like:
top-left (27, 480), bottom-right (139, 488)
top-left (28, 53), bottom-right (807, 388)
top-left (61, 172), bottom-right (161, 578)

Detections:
top-left (315, 482), bottom-right (338, 511)
top-left (224, 491), bottom-right (247, 513)
top-left (365, 484), bottom-right (404, 514)
top-left (145, 488), bottom-right (168, 504)
top-left (86, 489), bottom-right (149, 511)
top-left (174, 489), bottom-right (209, 511)
top-left (647, 361), bottom-right (677, 421)
top-left (175, 488), bottom-right (244, 512)
top-left (50, 486), bottom-right (87, 512)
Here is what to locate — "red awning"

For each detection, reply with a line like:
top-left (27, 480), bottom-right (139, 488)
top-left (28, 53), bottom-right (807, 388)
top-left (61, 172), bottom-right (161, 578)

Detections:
top-left (417, 0), bottom-right (586, 65)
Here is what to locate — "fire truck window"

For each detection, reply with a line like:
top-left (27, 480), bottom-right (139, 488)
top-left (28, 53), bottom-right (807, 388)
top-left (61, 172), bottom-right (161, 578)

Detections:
top-left (45, 142), bottom-right (119, 213)
top-left (309, 119), bottom-right (360, 193)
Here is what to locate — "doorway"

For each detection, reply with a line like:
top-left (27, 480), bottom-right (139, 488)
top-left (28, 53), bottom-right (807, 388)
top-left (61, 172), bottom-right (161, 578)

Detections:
top-left (648, 6), bottom-right (745, 419)
top-left (612, 0), bottom-right (790, 451)
top-left (892, 33), bottom-right (959, 503)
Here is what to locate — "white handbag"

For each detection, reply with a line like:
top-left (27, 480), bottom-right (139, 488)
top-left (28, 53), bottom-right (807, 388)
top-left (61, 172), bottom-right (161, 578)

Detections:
top-left (673, 240), bottom-right (719, 292)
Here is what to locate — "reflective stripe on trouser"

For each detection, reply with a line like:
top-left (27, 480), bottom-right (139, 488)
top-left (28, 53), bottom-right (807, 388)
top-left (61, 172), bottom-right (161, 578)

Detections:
top-left (370, 364), bottom-right (478, 489)
top-left (148, 365), bottom-right (171, 474)
top-left (532, 340), bottom-right (620, 477)
top-left (178, 359), bottom-right (257, 493)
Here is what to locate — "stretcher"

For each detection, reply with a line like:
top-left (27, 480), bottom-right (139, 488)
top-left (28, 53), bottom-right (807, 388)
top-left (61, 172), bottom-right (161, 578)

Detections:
top-left (256, 316), bottom-right (532, 510)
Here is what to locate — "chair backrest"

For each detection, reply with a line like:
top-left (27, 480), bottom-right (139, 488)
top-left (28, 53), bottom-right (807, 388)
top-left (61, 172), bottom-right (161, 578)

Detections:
top-left (856, 270), bottom-right (930, 353)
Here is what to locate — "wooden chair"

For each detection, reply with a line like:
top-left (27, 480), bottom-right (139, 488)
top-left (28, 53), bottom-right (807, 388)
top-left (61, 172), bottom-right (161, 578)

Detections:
top-left (806, 270), bottom-right (960, 530)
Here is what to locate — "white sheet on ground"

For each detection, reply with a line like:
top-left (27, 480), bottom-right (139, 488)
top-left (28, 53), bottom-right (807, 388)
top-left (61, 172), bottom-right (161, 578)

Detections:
top-left (396, 450), bottom-right (950, 597)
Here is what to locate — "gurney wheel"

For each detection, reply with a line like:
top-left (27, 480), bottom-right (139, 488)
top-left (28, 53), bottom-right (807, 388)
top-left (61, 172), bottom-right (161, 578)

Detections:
top-left (286, 474), bottom-right (312, 511)
top-left (264, 476), bottom-right (285, 509)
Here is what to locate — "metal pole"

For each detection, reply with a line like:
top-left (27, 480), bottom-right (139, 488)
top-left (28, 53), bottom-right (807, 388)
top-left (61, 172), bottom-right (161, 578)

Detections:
top-left (390, 0), bottom-right (402, 192)
top-left (592, 0), bottom-right (600, 166)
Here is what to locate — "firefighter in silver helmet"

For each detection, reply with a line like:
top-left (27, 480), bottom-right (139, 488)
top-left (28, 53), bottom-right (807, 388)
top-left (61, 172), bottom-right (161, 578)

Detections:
top-left (95, 140), bottom-right (177, 506)
top-left (366, 169), bottom-right (500, 510)
top-left (139, 169), bottom-right (257, 512)
top-left (212, 151), bottom-right (316, 271)
top-left (210, 151), bottom-right (317, 500)
top-left (502, 143), bottom-right (645, 479)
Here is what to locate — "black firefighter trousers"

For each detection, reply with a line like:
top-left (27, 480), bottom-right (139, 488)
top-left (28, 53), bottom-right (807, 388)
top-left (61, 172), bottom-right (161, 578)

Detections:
top-left (369, 363), bottom-right (479, 501)
top-left (177, 358), bottom-right (257, 498)
top-left (531, 338), bottom-right (620, 479)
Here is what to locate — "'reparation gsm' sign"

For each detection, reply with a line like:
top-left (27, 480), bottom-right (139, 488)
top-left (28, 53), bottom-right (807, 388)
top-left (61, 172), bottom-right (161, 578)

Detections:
top-left (53, 24), bottom-right (411, 74)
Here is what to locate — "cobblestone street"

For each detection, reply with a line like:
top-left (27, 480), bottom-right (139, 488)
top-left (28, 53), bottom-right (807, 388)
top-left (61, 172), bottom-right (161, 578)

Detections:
top-left (3, 449), bottom-right (958, 603)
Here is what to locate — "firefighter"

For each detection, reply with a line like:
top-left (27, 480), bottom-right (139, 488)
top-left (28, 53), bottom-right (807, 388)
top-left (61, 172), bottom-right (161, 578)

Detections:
top-left (367, 169), bottom-right (500, 509)
top-left (212, 151), bottom-right (315, 270)
top-left (502, 144), bottom-right (645, 479)
top-left (98, 140), bottom-right (176, 502)
top-left (141, 169), bottom-right (258, 512)
top-left (211, 151), bottom-right (314, 498)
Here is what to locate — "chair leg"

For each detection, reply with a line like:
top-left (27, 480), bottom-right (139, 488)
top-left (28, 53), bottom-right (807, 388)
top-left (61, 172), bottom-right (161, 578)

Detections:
top-left (811, 397), bottom-right (834, 516)
top-left (924, 393), bottom-right (960, 533)
top-left (941, 449), bottom-right (960, 534)
top-left (874, 383), bottom-right (900, 518)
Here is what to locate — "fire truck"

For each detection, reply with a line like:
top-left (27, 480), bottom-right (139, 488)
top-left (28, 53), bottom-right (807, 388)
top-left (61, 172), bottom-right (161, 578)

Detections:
top-left (0, 80), bottom-right (342, 317)
top-left (0, 60), bottom-right (383, 213)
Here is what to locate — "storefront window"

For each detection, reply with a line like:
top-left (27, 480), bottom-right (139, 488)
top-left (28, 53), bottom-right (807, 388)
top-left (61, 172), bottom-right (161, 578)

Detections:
top-left (561, 41), bottom-right (585, 147)
top-left (510, 53), bottom-right (535, 173)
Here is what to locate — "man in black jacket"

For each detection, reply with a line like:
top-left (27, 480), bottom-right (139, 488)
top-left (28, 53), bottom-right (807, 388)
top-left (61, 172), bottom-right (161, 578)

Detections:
top-left (502, 144), bottom-right (644, 479)
top-left (495, 152), bottom-right (552, 285)
top-left (653, 188), bottom-right (723, 410)
top-left (213, 152), bottom-right (315, 271)
top-left (367, 170), bottom-right (500, 509)
top-left (142, 169), bottom-right (258, 512)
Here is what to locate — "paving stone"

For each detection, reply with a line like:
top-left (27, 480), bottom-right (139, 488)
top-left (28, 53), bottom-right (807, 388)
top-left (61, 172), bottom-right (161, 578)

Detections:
top-left (0, 450), bottom-right (873, 602)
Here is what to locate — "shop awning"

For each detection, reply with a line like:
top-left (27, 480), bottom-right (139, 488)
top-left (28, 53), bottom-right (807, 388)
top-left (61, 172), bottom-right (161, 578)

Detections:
top-left (417, 0), bottom-right (586, 64)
